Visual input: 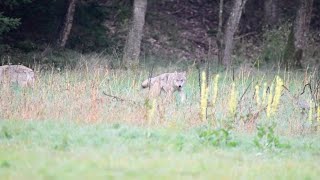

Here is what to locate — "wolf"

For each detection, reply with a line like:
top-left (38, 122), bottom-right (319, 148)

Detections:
top-left (141, 71), bottom-right (186, 102)
top-left (0, 65), bottom-right (35, 87)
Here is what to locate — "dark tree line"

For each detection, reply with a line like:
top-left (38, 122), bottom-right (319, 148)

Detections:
top-left (0, 0), bottom-right (318, 69)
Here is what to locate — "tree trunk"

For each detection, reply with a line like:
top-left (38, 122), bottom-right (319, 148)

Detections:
top-left (293, 0), bottom-right (313, 68)
top-left (57, 0), bottom-right (77, 48)
top-left (221, 0), bottom-right (248, 67)
top-left (122, 0), bottom-right (147, 68)
top-left (264, 0), bottom-right (278, 28)
top-left (217, 0), bottom-right (224, 65)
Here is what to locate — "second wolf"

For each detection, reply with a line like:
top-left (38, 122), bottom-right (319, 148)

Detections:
top-left (0, 65), bottom-right (35, 87)
top-left (141, 71), bottom-right (186, 102)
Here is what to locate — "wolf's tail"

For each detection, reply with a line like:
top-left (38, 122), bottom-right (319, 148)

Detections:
top-left (141, 79), bottom-right (150, 88)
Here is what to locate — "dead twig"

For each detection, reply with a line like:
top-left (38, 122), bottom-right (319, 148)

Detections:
top-left (235, 32), bottom-right (256, 40)
top-left (301, 83), bottom-right (317, 107)
top-left (300, 83), bottom-right (311, 96)
top-left (238, 80), bottom-right (253, 106)
top-left (102, 91), bottom-right (141, 106)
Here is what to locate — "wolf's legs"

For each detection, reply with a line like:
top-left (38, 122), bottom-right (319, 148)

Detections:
top-left (163, 89), bottom-right (175, 103)
top-left (148, 82), bottom-right (161, 99)
top-left (179, 90), bottom-right (186, 103)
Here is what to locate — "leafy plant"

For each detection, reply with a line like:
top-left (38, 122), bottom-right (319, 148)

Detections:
top-left (0, 0), bottom-right (33, 36)
top-left (261, 24), bottom-right (290, 64)
top-left (0, 160), bottom-right (10, 168)
top-left (53, 135), bottom-right (70, 151)
top-left (0, 13), bottom-right (21, 35)
top-left (254, 122), bottom-right (290, 150)
top-left (1, 126), bottom-right (12, 139)
top-left (198, 127), bottom-right (238, 147)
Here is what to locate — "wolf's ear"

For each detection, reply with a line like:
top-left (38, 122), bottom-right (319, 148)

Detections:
top-left (174, 71), bottom-right (178, 75)
top-left (181, 71), bottom-right (186, 76)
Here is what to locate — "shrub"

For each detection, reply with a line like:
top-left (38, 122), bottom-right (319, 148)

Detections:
top-left (254, 122), bottom-right (290, 150)
top-left (198, 127), bottom-right (238, 147)
top-left (261, 24), bottom-right (290, 65)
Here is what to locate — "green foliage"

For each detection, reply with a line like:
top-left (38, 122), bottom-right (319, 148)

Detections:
top-left (0, 0), bottom-right (33, 36)
top-left (254, 122), bottom-right (290, 150)
top-left (69, 2), bottom-right (108, 51)
top-left (11, 0), bottom-right (67, 41)
top-left (0, 120), bottom-right (320, 179)
top-left (0, 126), bottom-right (13, 139)
top-left (1, 0), bottom-right (33, 7)
top-left (53, 135), bottom-right (70, 151)
top-left (261, 24), bottom-right (290, 65)
top-left (40, 50), bottom-right (81, 68)
top-left (1, 0), bottom-right (118, 53)
top-left (0, 160), bottom-right (11, 168)
top-left (15, 39), bottom-right (37, 52)
top-left (283, 25), bottom-right (295, 64)
top-left (0, 13), bottom-right (20, 35)
top-left (198, 127), bottom-right (238, 147)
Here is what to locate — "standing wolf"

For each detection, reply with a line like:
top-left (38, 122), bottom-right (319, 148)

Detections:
top-left (141, 71), bottom-right (186, 102)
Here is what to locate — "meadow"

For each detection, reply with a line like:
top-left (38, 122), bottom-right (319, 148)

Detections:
top-left (0, 56), bottom-right (320, 179)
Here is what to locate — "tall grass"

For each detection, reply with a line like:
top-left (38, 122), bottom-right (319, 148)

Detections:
top-left (0, 55), bottom-right (319, 135)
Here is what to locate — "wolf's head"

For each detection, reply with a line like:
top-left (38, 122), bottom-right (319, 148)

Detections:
top-left (173, 71), bottom-right (186, 90)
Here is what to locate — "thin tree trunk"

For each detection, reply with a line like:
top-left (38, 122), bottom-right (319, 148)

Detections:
top-left (122, 0), bottom-right (147, 68)
top-left (264, 0), bottom-right (278, 28)
top-left (222, 0), bottom-right (248, 67)
top-left (57, 0), bottom-right (77, 48)
top-left (293, 0), bottom-right (313, 68)
top-left (217, 0), bottom-right (224, 65)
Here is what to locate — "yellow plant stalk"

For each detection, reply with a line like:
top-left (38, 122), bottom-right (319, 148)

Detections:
top-left (200, 71), bottom-right (208, 122)
top-left (147, 99), bottom-right (157, 124)
top-left (317, 106), bottom-right (320, 123)
top-left (308, 100), bottom-right (313, 123)
top-left (262, 82), bottom-right (267, 105)
top-left (271, 76), bottom-right (284, 115)
top-left (255, 84), bottom-right (260, 107)
top-left (212, 74), bottom-right (220, 106)
top-left (266, 83), bottom-right (274, 118)
top-left (228, 82), bottom-right (237, 116)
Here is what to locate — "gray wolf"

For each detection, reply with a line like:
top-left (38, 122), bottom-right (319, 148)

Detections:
top-left (0, 65), bottom-right (35, 87)
top-left (141, 71), bottom-right (186, 102)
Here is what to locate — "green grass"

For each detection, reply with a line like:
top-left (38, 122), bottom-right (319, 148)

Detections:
top-left (0, 120), bottom-right (320, 179)
top-left (0, 59), bottom-right (320, 179)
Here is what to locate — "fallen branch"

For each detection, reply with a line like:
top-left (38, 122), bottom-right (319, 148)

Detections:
top-left (300, 83), bottom-right (311, 96)
top-left (102, 91), bottom-right (141, 106)
top-left (301, 83), bottom-right (317, 107)
top-left (238, 80), bottom-right (253, 106)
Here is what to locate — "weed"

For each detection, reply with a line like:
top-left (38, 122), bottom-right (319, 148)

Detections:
top-left (53, 135), bottom-right (70, 151)
top-left (254, 122), bottom-right (290, 150)
top-left (0, 120), bottom-right (319, 179)
top-left (317, 106), bottom-right (320, 123)
top-left (262, 24), bottom-right (290, 64)
top-left (144, 98), bottom-right (157, 124)
top-left (1, 126), bottom-right (12, 139)
top-left (200, 71), bottom-right (208, 122)
top-left (228, 82), bottom-right (237, 116)
top-left (0, 160), bottom-right (10, 168)
top-left (211, 74), bottom-right (220, 107)
top-left (0, 55), bottom-right (319, 135)
top-left (271, 76), bottom-right (284, 115)
top-left (198, 127), bottom-right (238, 147)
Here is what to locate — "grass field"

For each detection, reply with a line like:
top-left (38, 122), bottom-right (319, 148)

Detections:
top-left (0, 60), bottom-right (320, 179)
top-left (1, 120), bottom-right (320, 179)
